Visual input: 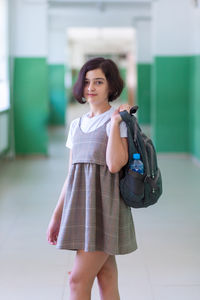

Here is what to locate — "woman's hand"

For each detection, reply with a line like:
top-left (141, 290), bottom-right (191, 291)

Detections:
top-left (111, 104), bottom-right (131, 124)
top-left (46, 216), bottom-right (61, 245)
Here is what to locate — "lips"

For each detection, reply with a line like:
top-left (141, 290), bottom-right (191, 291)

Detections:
top-left (88, 94), bottom-right (97, 96)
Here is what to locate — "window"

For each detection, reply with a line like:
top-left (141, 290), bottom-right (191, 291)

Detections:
top-left (0, 0), bottom-right (10, 111)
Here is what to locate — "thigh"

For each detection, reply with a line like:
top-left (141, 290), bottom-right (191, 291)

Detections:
top-left (71, 250), bottom-right (110, 284)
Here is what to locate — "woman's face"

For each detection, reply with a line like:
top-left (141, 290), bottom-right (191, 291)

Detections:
top-left (83, 68), bottom-right (110, 105)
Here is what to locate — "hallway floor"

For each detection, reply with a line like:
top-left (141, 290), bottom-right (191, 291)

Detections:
top-left (0, 102), bottom-right (200, 300)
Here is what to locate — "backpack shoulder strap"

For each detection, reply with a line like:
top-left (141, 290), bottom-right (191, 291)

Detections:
top-left (119, 106), bottom-right (139, 143)
top-left (119, 106), bottom-right (151, 177)
top-left (119, 108), bottom-right (138, 166)
top-left (119, 105), bottom-right (138, 122)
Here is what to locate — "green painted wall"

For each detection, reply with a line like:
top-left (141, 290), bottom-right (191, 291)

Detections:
top-left (48, 64), bottom-right (67, 125)
top-left (190, 55), bottom-right (200, 160)
top-left (151, 56), bottom-right (191, 152)
top-left (13, 57), bottom-right (48, 155)
top-left (136, 63), bottom-right (151, 124)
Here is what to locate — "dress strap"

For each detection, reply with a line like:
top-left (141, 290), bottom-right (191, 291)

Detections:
top-left (104, 117), bottom-right (111, 125)
top-left (78, 116), bottom-right (82, 127)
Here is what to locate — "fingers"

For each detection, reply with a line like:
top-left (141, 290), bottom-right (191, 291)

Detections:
top-left (47, 230), bottom-right (58, 245)
top-left (118, 104), bottom-right (131, 112)
top-left (50, 233), bottom-right (58, 245)
top-left (48, 237), bottom-right (57, 245)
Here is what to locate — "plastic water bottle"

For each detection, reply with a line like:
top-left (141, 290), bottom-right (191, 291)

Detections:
top-left (130, 153), bottom-right (144, 175)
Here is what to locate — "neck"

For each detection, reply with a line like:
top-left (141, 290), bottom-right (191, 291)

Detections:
top-left (88, 102), bottom-right (111, 118)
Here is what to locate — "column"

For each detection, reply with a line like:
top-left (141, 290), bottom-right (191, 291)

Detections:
top-left (48, 27), bottom-right (68, 125)
top-left (12, 0), bottom-right (48, 155)
top-left (151, 0), bottom-right (195, 153)
top-left (135, 18), bottom-right (152, 125)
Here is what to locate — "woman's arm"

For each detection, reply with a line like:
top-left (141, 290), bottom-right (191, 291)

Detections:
top-left (47, 149), bottom-right (73, 244)
top-left (106, 105), bottom-right (130, 173)
top-left (51, 149), bottom-right (72, 220)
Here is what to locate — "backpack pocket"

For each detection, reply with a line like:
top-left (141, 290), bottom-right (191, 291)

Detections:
top-left (119, 169), bottom-right (145, 207)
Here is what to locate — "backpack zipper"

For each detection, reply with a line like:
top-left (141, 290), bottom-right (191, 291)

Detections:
top-left (143, 137), bottom-right (155, 179)
top-left (149, 143), bottom-right (155, 179)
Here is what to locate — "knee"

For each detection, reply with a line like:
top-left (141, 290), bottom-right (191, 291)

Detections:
top-left (69, 273), bottom-right (82, 290)
top-left (69, 272), bottom-right (92, 292)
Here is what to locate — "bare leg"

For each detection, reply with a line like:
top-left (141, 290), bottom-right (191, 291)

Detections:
top-left (69, 250), bottom-right (109, 300)
top-left (97, 255), bottom-right (120, 300)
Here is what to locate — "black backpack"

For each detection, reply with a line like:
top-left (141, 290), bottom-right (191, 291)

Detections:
top-left (119, 106), bottom-right (162, 208)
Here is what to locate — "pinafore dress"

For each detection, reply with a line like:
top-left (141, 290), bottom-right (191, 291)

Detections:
top-left (56, 115), bottom-right (138, 255)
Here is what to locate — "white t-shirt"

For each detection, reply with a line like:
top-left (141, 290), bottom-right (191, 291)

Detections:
top-left (66, 106), bottom-right (128, 149)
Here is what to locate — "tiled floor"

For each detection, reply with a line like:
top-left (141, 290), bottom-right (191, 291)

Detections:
top-left (0, 102), bottom-right (200, 300)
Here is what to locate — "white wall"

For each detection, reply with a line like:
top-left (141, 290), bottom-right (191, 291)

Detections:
top-left (152, 0), bottom-right (199, 56)
top-left (11, 0), bottom-right (48, 57)
top-left (135, 19), bottom-right (152, 63)
top-left (48, 28), bottom-right (67, 64)
top-left (192, 3), bottom-right (200, 54)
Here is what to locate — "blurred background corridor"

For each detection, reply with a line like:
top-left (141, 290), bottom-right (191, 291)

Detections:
top-left (0, 0), bottom-right (200, 299)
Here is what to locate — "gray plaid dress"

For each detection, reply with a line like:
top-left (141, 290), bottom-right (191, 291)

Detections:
top-left (56, 116), bottom-right (138, 255)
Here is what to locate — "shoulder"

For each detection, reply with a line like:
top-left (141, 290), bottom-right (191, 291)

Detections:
top-left (67, 117), bottom-right (80, 136)
top-left (106, 120), bottom-right (127, 129)
top-left (106, 107), bottom-right (128, 137)
top-left (69, 117), bottom-right (80, 129)
top-left (106, 106), bottom-right (127, 129)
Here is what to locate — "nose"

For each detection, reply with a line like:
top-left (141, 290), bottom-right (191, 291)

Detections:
top-left (88, 82), bottom-right (95, 92)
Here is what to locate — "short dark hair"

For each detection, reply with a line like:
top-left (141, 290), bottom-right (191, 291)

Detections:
top-left (72, 57), bottom-right (124, 104)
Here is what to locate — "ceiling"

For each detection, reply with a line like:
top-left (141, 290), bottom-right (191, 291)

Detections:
top-left (48, 0), bottom-right (152, 28)
top-left (48, 0), bottom-right (152, 8)
top-left (48, 0), bottom-right (152, 13)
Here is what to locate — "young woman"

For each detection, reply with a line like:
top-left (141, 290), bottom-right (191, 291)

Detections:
top-left (46, 57), bottom-right (138, 300)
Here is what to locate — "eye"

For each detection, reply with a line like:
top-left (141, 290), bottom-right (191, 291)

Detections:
top-left (96, 81), bottom-right (103, 84)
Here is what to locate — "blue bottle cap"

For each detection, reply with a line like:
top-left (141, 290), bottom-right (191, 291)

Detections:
top-left (133, 153), bottom-right (140, 159)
